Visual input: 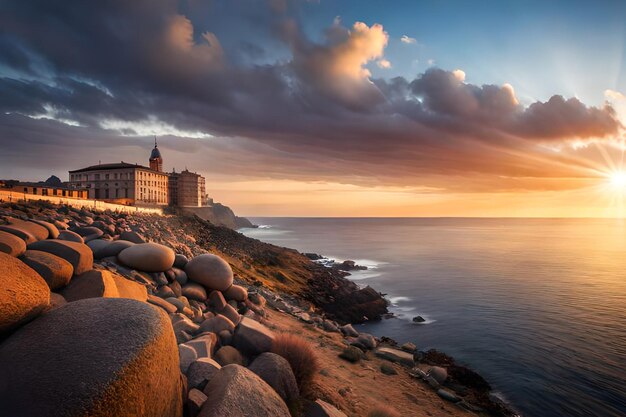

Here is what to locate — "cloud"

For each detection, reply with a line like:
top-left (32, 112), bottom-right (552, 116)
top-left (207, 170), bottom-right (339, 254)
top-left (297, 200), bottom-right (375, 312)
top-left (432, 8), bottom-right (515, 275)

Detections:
top-left (400, 35), bottom-right (417, 44)
top-left (377, 59), bottom-right (391, 69)
top-left (605, 89), bottom-right (625, 101)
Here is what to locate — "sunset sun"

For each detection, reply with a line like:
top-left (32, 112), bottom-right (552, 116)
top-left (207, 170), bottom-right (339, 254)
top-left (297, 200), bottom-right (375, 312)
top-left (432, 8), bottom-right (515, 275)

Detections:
top-left (609, 171), bottom-right (626, 189)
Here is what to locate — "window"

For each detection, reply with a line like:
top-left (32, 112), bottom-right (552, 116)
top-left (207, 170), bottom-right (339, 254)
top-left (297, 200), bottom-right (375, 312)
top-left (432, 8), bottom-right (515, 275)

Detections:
top-left (95, 174), bottom-right (100, 180)
top-left (105, 174), bottom-right (109, 180)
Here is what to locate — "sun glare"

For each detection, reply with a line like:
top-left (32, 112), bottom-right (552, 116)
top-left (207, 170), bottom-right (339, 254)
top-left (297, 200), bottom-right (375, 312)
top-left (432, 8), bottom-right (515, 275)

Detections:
top-left (610, 171), bottom-right (626, 189)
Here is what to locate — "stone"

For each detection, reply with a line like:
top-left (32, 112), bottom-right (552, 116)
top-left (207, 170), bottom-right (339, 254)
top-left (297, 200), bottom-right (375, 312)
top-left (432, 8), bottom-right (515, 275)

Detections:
top-left (166, 297), bottom-right (185, 312)
top-left (219, 303), bottom-right (241, 326)
top-left (6, 218), bottom-right (49, 241)
top-left (0, 225), bottom-right (37, 244)
top-left (148, 294), bottom-right (178, 314)
top-left (412, 315), bottom-right (426, 323)
top-left (57, 230), bottom-right (85, 243)
top-left (213, 345), bottom-right (244, 366)
top-left (156, 285), bottom-right (176, 299)
top-left (60, 269), bottom-right (119, 302)
top-left (20, 250), bottom-right (74, 290)
top-left (401, 342), bottom-right (417, 353)
top-left (208, 290), bottom-right (227, 310)
top-left (29, 219), bottom-right (60, 239)
top-left (74, 226), bottom-right (104, 238)
top-left (187, 357), bottom-right (222, 390)
top-left (356, 333), bottom-right (377, 350)
top-left (0, 230), bottom-right (27, 257)
top-left (187, 388), bottom-right (208, 417)
top-left (185, 254), bottom-right (233, 291)
top-left (233, 317), bottom-right (275, 356)
top-left (0, 298), bottom-right (183, 417)
top-left (93, 240), bottom-right (135, 259)
top-left (305, 399), bottom-right (348, 417)
top-left (428, 366), bottom-right (448, 384)
top-left (119, 231), bottom-right (147, 244)
top-left (111, 273), bottom-right (148, 302)
top-left (169, 280), bottom-right (183, 297)
top-left (340, 324), bottom-right (359, 337)
top-left (249, 352), bottom-right (299, 402)
top-left (172, 267), bottom-right (188, 285)
top-left (375, 347), bottom-right (415, 367)
top-left (380, 363), bottom-right (398, 375)
top-left (183, 333), bottom-right (218, 359)
top-left (218, 329), bottom-right (232, 346)
top-left (174, 254), bottom-right (189, 269)
top-left (172, 314), bottom-right (200, 335)
top-left (49, 292), bottom-right (67, 311)
top-left (182, 282), bottom-right (208, 302)
top-left (86, 239), bottom-right (110, 254)
top-left (28, 239), bottom-right (93, 275)
top-left (437, 388), bottom-right (461, 403)
top-left (224, 284), bottom-right (248, 302)
top-left (0, 252), bottom-right (50, 333)
top-left (180, 343), bottom-right (198, 373)
top-left (198, 314), bottom-right (235, 334)
top-left (322, 320), bottom-right (341, 333)
top-left (339, 345), bottom-right (364, 363)
top-left (118, 243), bottom-right (175, 272)
top-left (200, 365), bottom-right (291, 417)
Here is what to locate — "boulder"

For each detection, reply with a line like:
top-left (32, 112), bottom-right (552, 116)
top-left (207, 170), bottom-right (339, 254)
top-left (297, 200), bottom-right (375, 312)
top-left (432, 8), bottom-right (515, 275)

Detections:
top-left (174, 254), bottom-right (189, 269)
top-left (74, 226), bottom-right (104, 238)
top-left (249, 352), bottom-right (299, 402)
top-left (182, 282), bottom-right (208, 302)
top-left (93, 240), bottom-right (134, 259)
top-left (118, 243), bottom-right (175, 272)
top-left (187, 388), bottom-right (208, 417)
top-left (198, 314), bottom-right (235, 334)
top-left (0, 230), bottom-right (27, 257)
top-left (219, 304), bottom-right (241, 326)
top-left (339, 346), bottom-right (364, 363)
top-left (374, 347), bottom-right (415, 367)
top-left (185, 254), bottom-right (233, 291)
top-left (213, 346), bottom-right (244, 366)
top-left (29, 219), bottom-right (60, 239)
top-left (0, 225), bottom-right (37, 244)
top-left (401, 342), bottom-right (417, 353)
top-left (0, 252), bottom-right (50, 333)
top-left (233, 317), bottom-right (275, 356)
top-left (0, 298), bottom-right (183, 417)
top-left (172, 267), bottom-right (188, 285)
top-left (356, 333), bottom-right (377, 350)
top-left (437, 388), bottom-right (461, 403)
top-left (6, 218), bottom-right (48, 241)
top-left (340, 324), bottom-right (359, 337)
top-left (111, 273), bottom-right (148, 302)
top-left (208, 290), bottom-right (227, 310)
top-left (305, 400), bottom-right (347, 417)
top-left (200, 365), bottom-right (290, 417)
top-left (119, 231), bottom-right (147, 244)
top-left (180, 343), bottom-right (198, 373)
top-left (428, 366), bottom-right (448, 384)
top-left (148, 295), bottom-right (177, 314)
top-left (57, 230), bottom-right (85, 243)
top-left (20, 250), bottom-right (73, 290)
top-left (183, 333), bottom-right (217, 359)
top-left (224, 284), bottom-right (248, 302)
top-left (60, 269), bottom-right (119, 302)
top-left (86, 239), bottom-right (110, 254)
top-left (27, 239), bottom-right (93, 275)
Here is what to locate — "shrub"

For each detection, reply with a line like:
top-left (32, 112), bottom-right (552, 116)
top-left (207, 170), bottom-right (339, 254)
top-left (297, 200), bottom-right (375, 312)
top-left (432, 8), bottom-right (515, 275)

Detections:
top-left (271, 333), bottom-right (320, 393)
top-left (368, 404), bottom-right (401, 417)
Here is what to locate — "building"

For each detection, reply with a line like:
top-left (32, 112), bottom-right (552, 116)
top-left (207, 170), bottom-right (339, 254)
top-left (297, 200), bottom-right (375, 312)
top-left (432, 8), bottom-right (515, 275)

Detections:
top-left (1, 181), bottom-right (88, 199)
top-left (68, 141), bottom-right (207, 207)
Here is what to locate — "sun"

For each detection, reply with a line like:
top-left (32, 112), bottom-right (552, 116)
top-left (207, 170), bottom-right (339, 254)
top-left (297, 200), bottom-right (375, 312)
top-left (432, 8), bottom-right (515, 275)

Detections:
top-left (609, 171), bottom-right (626, 188)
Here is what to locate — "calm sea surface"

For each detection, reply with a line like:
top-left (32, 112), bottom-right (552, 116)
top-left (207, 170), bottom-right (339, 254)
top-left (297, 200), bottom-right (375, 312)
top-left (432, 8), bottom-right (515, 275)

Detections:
top-left (241, 218), bottom-right (626, 417)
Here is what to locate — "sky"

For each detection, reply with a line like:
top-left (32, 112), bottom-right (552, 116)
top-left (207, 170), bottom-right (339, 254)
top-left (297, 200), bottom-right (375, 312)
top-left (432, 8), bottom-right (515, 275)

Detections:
top-left (1, 0), bottom-right (626, 217)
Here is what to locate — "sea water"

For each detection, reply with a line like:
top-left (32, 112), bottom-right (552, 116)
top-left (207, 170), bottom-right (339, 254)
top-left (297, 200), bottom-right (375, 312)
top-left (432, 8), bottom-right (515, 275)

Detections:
top-left (241, 218), bottom-right (626, 417)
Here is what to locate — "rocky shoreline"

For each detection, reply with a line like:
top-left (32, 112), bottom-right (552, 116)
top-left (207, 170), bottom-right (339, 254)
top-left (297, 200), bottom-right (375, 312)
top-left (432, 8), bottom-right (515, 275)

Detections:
top-left (0, 200), bottom-right (517, 417)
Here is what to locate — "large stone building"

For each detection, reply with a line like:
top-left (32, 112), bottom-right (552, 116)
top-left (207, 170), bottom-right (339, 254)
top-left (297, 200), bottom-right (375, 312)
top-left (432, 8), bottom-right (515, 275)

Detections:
top-left (68, 141), bottom-right (207, 207)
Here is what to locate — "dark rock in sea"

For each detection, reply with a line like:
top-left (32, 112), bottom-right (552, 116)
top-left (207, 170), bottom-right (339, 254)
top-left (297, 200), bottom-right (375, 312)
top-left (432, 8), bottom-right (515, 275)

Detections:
top-left (332, 260), bottom-right (368, 271)
top-left (412, 315), bottom-right (426, 323)
top-left (304, 253), bottom-right (324, 260)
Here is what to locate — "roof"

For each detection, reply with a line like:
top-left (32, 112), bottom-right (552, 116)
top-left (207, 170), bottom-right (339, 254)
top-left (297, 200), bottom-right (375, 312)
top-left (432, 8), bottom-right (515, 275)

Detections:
top-left (150, 146), bottom-right (162, 160)
top-left (68, 162), bottom-right (165, 174)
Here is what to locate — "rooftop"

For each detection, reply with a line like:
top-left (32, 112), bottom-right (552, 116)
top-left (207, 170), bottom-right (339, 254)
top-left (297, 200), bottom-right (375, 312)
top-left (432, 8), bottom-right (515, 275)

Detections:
top-left (69, 162), bottom-right (164, 174)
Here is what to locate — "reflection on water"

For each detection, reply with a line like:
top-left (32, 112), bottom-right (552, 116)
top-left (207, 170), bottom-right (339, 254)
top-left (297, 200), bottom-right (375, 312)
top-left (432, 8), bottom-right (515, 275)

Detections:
top-left (242, 218), bottom-right (626, 417)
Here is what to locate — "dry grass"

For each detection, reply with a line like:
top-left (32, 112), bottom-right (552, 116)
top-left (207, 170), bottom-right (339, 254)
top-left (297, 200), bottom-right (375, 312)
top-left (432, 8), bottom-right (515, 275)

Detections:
top-left (367, 404), bottom-right (401, 417)
top-left (271, 333), bottom-right (320, 394)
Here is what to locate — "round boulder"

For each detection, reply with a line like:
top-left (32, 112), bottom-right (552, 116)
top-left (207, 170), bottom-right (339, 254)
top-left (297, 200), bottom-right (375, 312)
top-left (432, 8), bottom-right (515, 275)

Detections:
top-left (20, 250), bottom-right (73, 290)
top-left (182, 282), bottom-right (208, 302)
top-left (57, 230), bottom-right (84, 243)
top-left (27, 239), bottom-right (93, 275)
top-left (224, 284), bottom-right (248, 302)
top-left (117, 243), bottom-right (175, 272)
top-left (94, 240), bottom-right (135, 259)
top-left (0, 230), bottom-right (27, 257)
top-left (0, 298), bottom-right (183, 417)
top-left (185, 254), bottom-right (233, 291)
top-left (0, 252), bottom-right (50, 333)
top-left (118, 231), bottom-right (147, 244)
top-left (249, 352), bottom-right (299, 402)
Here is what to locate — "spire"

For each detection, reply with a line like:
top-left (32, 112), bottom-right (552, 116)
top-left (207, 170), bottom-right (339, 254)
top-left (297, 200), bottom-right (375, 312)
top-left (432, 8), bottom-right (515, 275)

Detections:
top-left (154, 136), bottom-right (158, 148)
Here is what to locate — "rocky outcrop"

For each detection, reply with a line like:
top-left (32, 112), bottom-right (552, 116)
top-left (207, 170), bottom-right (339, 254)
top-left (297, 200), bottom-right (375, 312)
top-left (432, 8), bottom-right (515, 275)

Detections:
top-left (0, 298), bottom-right (183, 417)
top-left (178, 203), bottom-right (254, 229)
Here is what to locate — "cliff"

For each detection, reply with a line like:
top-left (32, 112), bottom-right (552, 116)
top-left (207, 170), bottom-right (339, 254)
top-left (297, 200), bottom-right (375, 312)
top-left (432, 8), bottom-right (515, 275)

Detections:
top-left (176, 203), bottom-right (254, 229)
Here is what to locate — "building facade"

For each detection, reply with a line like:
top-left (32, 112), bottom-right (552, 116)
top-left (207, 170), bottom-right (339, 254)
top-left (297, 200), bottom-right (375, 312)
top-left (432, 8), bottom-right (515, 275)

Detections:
top-left (68, 141), bottom-right (207, 207)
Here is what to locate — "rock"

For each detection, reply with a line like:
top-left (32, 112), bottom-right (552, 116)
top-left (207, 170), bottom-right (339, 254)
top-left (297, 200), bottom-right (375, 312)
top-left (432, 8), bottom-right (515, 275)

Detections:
top-left (172, 313), bottom-right (200, 335)
top-left (233, 317), bottom-right (275, 356)
top-left (187, 358), bottom-right (222, 390)
top-left (148, 294), bottom-right (178, 314)
top-left (340, 324), bottom-right (359, 337)
top-left (428, 366), bottom-right (448, 384)
top-left (213, 345), bottom-right (244, 366)
top-left (187, 388), bottom-right (208, 417)
top-left (182, 282), bottom-right (208, 302)
top-left (339, 346), bottom-right (364, 363)
top-left (0, 252), bottom-right (50, 333)
top-left (248, 292), bottom-right (266, 306)
top-left (6, 218), bottom-right (49, 241)
top-left (169, 280), bottom-right (183, 297)
top-left (249, 352), bottom-right (299, 402)
top-left (218, 329), bottom-right (232, 346)
top-left (118, 242), bottom-right (175, 272)
top-left (57, 230), bottom-right (85, 243)
top-left (29, 219), bottom-right (60, 239)
top-left (174, 254), bottom-right (189, 269)
top-left (375, 347), bottom-right (415, 367)
top-left (156, 285), bottom-right (176, 299)
top-left (0, 230), bottom-right (27, 257)
top-left (322, 320), bottom-right (341, 333)
top-left (172, 267), bottom-right (188, 285)
top-left (0, 298), bottom-right (183, 417)
top-left (119, 231), bottom-right (147, 244)
top-left (28, 239), bottom-right (93, 275)
top-left (93, 240), bottom-right (135, 259)
top-left (86, 239), bottom-right (110, 254)
top-left (437, 388), bottom-right (461, 403)
top-left (180, 343), bottom-right (198, 373)
top-left (49, 292), bottom-right (67, 311)
top-left (184, 333), bottom-right (218, 359)
top-left (401, 342), bottom-right (417, 353)
top-left (200, 365), bottom-right (291, 417)
top-left (166, 297), bottom-right (185, 312)
top-left (305, 399), bottom-right (348, 417)
top-left (74, 226), bottom-right (103, 238)
top-left (412, 315), bottom-right (426, 323)
top-left (219, 303), bottom-right (241, 326)
top-left (111, 273), bottom-right (148, 302)
top-left (380, 363), bottom-right (398, 375)
top-left (60, 269), bottom-right (119, 301)
top-left (0, 225), bottom-right (36, 244)
top-left (186, 254), bottom-right (233, 291)
top-left (224, 284), bottom-right (248, 302)
top-left (208, 290), bottom-right (227, 310)
top-left (20, 250), bottom-right (74, 290)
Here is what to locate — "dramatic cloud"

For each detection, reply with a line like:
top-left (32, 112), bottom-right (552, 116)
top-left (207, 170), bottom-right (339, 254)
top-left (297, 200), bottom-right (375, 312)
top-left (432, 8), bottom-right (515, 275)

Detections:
top-left (0, 0), bottom-right (622, 195)
top-left (400, 35), bottom-right (417, 44)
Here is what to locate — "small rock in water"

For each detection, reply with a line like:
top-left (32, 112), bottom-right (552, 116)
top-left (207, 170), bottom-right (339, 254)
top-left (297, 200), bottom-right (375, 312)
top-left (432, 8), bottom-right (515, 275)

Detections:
top-left (412, 315), bottom-right (426, 323)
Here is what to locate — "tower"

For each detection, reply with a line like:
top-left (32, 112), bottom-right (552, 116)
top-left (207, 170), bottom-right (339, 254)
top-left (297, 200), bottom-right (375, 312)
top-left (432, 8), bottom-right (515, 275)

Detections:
top-left (149, 137), bottom-right (163, 172)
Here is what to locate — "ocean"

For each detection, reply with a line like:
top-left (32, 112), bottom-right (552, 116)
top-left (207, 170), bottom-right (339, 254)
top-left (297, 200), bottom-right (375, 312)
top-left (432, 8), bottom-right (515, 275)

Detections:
top-left (241, 218), bottom-right (626, 417)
